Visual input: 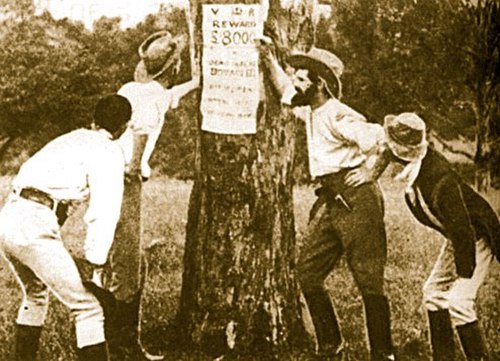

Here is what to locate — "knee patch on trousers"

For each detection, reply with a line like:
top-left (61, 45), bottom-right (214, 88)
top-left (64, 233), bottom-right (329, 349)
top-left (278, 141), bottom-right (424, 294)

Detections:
top-left (16, 296), bottom-right (50, 327)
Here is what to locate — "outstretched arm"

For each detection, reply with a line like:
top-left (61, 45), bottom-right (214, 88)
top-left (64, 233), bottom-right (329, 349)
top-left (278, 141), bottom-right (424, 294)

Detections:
top-left (256, 37), bottom-right (296, 104)
top-left (170, 75), bottom-right (200, 102)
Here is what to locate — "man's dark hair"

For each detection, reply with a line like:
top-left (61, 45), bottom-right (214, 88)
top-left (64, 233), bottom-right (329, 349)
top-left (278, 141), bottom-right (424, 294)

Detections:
top-left (306, 68), bottom-right (337, 99)
top-left (93, 94), bottom-right (132, 134)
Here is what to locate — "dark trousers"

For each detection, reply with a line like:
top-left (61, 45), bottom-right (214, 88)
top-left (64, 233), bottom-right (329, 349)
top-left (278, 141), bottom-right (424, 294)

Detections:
top-left (298, 181), bottom-right (387, 296)
top-left (298, 180), bottom-right (394, 358)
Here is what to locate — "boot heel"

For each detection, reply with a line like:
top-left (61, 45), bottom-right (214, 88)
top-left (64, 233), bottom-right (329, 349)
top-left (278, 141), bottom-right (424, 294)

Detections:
top-left (77, 342), bottom-right (109, 361)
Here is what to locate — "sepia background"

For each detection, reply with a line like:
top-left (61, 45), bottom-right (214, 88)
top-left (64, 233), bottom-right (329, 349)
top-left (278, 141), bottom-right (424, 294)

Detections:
top-left (0, 0), bottom-right (498, 360)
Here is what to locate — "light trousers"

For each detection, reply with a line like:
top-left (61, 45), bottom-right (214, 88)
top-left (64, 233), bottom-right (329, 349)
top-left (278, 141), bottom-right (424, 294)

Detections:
top-left (423, 237), bottom-right (494, 326)
top-left (0, 196), bottom-right (105, 348)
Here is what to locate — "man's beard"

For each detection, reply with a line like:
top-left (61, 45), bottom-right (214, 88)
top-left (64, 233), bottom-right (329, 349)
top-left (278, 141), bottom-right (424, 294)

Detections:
top-left (291, 85), bottom-right (317, 107)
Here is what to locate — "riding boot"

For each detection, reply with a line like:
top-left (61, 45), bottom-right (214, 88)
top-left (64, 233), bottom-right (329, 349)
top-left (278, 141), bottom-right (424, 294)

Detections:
top-left (427, 310), bottom-right (456, 361)
top-left (15, 324), bottom-right (42, 361)
top-left (457, 321), bottom-right (489, 361)
top-left (76, 342), bottom-right (109, 361)
top-left (363, 295), bottom-right (396, 361)
top-left (303, 289), bottom-right (344, 359)
top-left (107, 291), bottom-right (146, 360)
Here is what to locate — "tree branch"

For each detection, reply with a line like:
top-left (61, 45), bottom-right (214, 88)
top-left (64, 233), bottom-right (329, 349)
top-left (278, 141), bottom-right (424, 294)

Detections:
top-left (428, 130), bottom-right (475, 161)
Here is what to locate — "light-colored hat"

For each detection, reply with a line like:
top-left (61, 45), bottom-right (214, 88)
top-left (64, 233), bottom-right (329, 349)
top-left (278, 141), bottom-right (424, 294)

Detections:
top-left (134, 31), bottom-right (186, 83)
top-left (384, 112), bottom-right (428, 162)
top-left (287, 47), bottom-right (344, 99)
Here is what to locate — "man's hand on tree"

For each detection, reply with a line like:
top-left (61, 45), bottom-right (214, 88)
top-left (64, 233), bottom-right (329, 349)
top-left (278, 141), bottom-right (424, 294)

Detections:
top-left (254, 36), bottom-right (274, 63)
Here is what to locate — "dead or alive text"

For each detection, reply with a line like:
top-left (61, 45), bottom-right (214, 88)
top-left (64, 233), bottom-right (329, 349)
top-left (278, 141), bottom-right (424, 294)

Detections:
top-left (208, 59), bottom-right (257, 67)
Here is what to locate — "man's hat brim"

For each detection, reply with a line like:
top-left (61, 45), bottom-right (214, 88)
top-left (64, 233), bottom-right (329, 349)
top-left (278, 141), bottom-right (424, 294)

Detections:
top-left (287, 54), bottom-right (342, 99)
top-left (134, 34), bottom-right (187, 83)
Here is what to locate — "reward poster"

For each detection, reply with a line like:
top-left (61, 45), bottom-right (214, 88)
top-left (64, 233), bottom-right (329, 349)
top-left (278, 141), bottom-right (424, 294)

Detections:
top-left (201, 4), bottom-right (264, 135)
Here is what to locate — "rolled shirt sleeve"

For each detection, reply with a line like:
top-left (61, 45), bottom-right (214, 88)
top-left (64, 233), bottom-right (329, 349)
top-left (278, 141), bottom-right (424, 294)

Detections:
top-left (83, 144), bottom-right (125, 265)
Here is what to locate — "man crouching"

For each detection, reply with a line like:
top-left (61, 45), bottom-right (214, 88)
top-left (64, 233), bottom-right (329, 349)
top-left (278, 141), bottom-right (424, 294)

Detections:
top-left (0, 95), bottom-right (131, 361)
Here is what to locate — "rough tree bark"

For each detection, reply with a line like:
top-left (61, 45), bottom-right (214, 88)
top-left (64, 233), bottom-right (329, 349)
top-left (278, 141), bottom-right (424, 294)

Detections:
top-left (177, 0), bottom-right (315, 357)
top-left (466, 0), bottom-right (500, 190)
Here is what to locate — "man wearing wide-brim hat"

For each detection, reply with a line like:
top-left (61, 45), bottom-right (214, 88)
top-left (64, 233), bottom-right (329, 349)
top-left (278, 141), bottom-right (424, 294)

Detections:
top-left (117, 30), bottom-right (199, 182)
top-left (106, 30), bottom-right (199, 359)
top-left (376, 112), bottom-right (499, 361)
top-left (257, 39), bottom-right (397, 361)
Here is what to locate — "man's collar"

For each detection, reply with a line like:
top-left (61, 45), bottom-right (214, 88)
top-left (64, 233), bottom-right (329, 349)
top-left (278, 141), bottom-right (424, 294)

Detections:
top-left (312, 98), bottom-right (336, 115)
top-left (95, 128), bottom-right (113, 139)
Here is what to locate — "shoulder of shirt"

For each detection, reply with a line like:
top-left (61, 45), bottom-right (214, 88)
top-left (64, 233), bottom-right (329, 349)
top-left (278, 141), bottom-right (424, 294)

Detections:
top-left (327, 99), bottom-right (366, 122)
top-left (118, 80), bottom-right (167, 95)
top-left (94, 136), bottom-right (125, 163)
top-left (52, 129), bottom-right (120, 155)
top-left (72, 128), bottom-right (114, 145)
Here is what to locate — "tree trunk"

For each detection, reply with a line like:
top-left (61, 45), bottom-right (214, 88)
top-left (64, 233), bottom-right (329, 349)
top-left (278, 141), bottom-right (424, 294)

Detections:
top-left (178, 0), bottom-right (314, 357)
top-left (468, 0), bottom-right (500, 190)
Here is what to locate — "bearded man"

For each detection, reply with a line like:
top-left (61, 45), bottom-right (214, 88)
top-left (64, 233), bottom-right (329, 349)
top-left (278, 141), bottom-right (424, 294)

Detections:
top-left (258, 40), bottom-right (397, 361)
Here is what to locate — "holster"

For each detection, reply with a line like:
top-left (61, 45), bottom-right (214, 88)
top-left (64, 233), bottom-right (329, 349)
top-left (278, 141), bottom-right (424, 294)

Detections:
top-left (309, 168), bottom-right (358, 221)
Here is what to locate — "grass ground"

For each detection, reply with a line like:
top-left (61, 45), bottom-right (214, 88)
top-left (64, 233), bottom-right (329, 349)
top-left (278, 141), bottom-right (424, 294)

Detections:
top-left (0, 174), bottom-right (498, 360)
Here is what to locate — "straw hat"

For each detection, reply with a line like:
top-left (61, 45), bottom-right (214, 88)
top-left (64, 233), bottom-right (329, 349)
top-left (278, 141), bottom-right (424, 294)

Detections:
top-left (134, 31), bottom-right (186, 83)
top-left (384, 112), bottom-right (428, 162)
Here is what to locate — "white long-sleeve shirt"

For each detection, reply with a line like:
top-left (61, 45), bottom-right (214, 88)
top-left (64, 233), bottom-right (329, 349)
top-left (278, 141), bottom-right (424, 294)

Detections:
top-left (265, 54), bottom-right (384, 177)
top-left (283, 88), bottom-right (384, 177)
top-left (12, 128), bottom-right (125, 265)
top-left (117, 79), bottom-right (197, 178)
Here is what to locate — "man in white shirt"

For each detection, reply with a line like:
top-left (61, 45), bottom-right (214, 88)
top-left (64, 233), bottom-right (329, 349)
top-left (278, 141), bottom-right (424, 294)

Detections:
top-left (104, 31), bottom-right (199, 359)
top-left (117, 30), bottom-right (199, 181)
top-left (258, 41), bottom-right (396, 361)
top-left (0, 94), bottom-right (131, 361)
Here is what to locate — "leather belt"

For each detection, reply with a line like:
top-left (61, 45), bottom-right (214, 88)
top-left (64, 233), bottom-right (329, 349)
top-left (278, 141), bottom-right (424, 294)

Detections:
top-left (317, 166), bottom-right (359, 195)
top-left (314, 167), bottom-right (361, 213)
top-left (17, 187), bottom-right (69, 226)
top-left (19, 187), bottom-right (57, 210)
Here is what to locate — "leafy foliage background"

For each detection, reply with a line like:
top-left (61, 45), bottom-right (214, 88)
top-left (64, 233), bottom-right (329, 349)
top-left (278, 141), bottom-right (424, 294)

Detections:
top-left (0, 0), bottom-right (497, 183)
